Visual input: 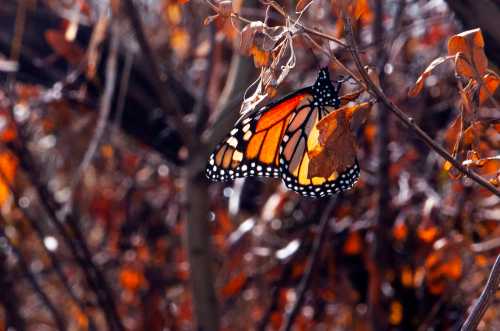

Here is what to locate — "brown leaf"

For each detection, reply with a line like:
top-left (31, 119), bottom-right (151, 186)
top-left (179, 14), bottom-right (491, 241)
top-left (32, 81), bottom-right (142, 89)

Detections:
top-left (454, 52), bottom-right (475, 79)
top-left (239, 22), bottom-right (266, 55)
top-left (339, 89), bottom-right (363, 105)
top-left (479, 73), bottom-right (500, 105)
top-left (203, 14), bottom-right (219, 26)
top-left (45, 29), bottom-right (85, 65)
top-left (221, 272), bottom-right (247, 298)
top-left (408, 56), bottom-right (452, 97)
top-left (308, 105), bottom-right (358, 178)
top-left (218, 0), bottom-right (233, 18)
top-left (0, 152), bottom-right (17, 206)
top-left (170, 28), bottom-right (190, 58)
top-left (343, 231), bottom-right (363, 255)
top-left (250, 45), bottom-right (270, 68)
top-left (296, 0), bottom-right (313, 12)
top-left (86, 16), bottom-right (109, 80)
top-left (448, 28), bottom-right (488, 78)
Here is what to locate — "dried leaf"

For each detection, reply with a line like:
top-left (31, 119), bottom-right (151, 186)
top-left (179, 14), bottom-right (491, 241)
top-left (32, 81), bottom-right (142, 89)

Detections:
top-left (240, 22), bottom-right (266, 55)
top-left (417, 224), bottom-right (439, 243)
top-left (343, 231), bottom-right (362, 255)
top-left (389, 301), bottom-right (403, 325)
top-left (218, 0), bottom-right (233, 18)
top-left (454, 52), bottom-right (475, 79)
top-left (203, 14), bottom-right (219, 26)
top-left (296, 0), bottom-right (313, 12)
top-left (408, 56), bottom-right (452, 97)
top-left (165, 3), bottom-right (183, 25)
top-left (392, 218), bottom-right (408, 241)
top-left (250, 45), bottom-right (270, 68)
top-left (308, 105), bottom-right (357, 178)
top-left (221, 272), bottom-right (247, 298)
top-left (448, 28), bottom-right (488, 78)
top-left (339, 89), bottom-right (363, 106)
top-left (86, 16), bottom-right (109, 80)
top-left (45, 29), bottom-right (85, 65)
top-left (0, 152), bottom-right (17, 206)
top-left (170, 28), bottom-right (190, 58)
top-left (479, 73), bottom-right (500, 105)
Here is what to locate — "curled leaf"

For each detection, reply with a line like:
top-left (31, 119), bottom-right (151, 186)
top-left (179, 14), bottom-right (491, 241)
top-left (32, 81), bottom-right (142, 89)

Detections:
top-left (250, 45), bottom-right (270, 68)
top-left (296, 0), bottom-right (313, 13)
top-left (239, 21), bottom-right (266, 55)
top-left (408, 56), bottom-right (452, 97)
top-left (448, 28), bottom-right (488, 78)
top-left (339, 89), bottom-right (364, 106)
top-left (218, 0), bottom-right (233, 18)
top-left (479, 73), bottom-right (500, 105)
top-left (45, 29), bottom-right (84, 65)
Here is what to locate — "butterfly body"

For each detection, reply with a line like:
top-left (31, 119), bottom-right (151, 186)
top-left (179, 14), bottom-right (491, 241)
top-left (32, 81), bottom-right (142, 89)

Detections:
top-left (206, 68), bottom-right (360, 198)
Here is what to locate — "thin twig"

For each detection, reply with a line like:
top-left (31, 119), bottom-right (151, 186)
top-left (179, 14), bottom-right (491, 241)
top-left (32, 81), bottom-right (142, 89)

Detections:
top-left (70, 22), bottom-right (120, 197)
top-left (461, 255), bottom-right (500, 331)
top-left (280, 197), bottom-right (339, 331)
top-left (194, 24), bottom-right (216, 132)
top-left (205, 0), bottom-right (348, 49)
top-left (0, 218), bottom-right (66, 331)
top-left (343, 15), bottom-right (500, 198)
top-left (0, 166), bottom-right (96, 329)
top-left (122, 0), bottom-right (195, 148)
top-left (113, 47), bottom-right (134, 134)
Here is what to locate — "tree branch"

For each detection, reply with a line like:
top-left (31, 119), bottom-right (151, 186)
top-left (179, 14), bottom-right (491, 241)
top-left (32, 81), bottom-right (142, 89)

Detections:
top-left (122, 0), bottom-right (195, 148)
top-left (280, 197), bottom-right (339, 331)
top-left (343, 14), bottom-right (500, 198)
top-left (461, 255), bottom-right (500, 331)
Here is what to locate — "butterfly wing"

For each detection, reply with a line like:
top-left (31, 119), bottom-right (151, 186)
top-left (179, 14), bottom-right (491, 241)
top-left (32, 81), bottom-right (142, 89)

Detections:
top-left (206, 90), bottom-right (311, 181)
top-left (206, 67), bottom-right (361, 198)
top-left (278, 104), bottom-right (360, 198)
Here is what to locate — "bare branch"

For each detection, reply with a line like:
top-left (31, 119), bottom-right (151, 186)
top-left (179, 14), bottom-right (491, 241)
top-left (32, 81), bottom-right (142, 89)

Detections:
top-left (280, 197), bottom-right (339, 331)
top-left (0, 218), bottom-right (66, 331)
top-left (70, 21), bottom-right (119, 197)
top-left (461, 255), bottom-right (500, 331)
top-left (343, 14), bottom-right (500, 198)
top-left (122, 0), bottom-right (195, 148)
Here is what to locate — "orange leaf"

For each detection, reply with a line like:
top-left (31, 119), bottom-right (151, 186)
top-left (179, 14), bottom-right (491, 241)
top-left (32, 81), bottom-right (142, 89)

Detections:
top-left (479, 73), bottom-right (500, 105)
top-left (389, 301), bottom-right (403, 325)
top-left (45, 29), bottom-right (84, 65)
top-left (409, 56), bottom-right (452, 97)
top-left (250, 45), bottom-right (270, 68)
top-left (343, 231), bottom-right (362, 255)
top-left (417, 224), bottom-right (439, 243)
top-left (392, 218), bottom-right (408, 241)
top-left (448, 28), bottom-right (488, 78)
top-left (400, 266), bottom-right (413, 288)
top-left (221, 272), bottom-right (247, 298)
top-left (119, 267), bottom-right (144, 291)
top-left (339, 89), bottom-right (363, 105)
top-left (170, 28), bottom-right (190, 58)
top-left (454, 53), bottom-right (475, 79)
top-left (0, 152), bottom-right (17, 206)
top-left (164, 3), bottom-right (183, 25)
top-left (296, 0), bottom-right (313, 12)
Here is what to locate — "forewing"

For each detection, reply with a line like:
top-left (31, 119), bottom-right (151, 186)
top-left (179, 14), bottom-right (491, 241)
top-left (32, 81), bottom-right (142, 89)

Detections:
top-left (206, 91), bottom-right (309, 181)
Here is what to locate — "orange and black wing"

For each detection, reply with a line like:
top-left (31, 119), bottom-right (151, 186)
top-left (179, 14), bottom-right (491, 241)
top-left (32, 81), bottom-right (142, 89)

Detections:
top-left (277, 68), bottom-right (360, 197)
top-left (207, 67), bottom-right (360, 198)
top-left (278, 103), bottom-right (360, 198)
top-left (206, 90), bottom-right (311, 181)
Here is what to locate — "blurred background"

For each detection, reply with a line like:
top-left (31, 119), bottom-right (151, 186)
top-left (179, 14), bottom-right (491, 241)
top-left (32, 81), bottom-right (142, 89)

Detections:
top-left (0, 0), bottom-right (499, 330)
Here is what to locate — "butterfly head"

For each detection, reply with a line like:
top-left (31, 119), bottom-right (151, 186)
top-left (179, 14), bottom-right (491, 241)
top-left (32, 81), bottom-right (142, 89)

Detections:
top-left (312, 67), bottom-right (342, 108)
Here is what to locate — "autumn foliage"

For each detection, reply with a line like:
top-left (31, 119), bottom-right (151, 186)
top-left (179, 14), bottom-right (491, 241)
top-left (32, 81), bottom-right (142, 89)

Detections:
top-left (0, 0), bottom-right (499, 331)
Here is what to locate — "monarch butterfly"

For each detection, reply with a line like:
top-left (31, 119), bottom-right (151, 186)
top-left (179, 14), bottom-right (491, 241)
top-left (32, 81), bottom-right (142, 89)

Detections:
top-left (206, 68), bottom-right (360, 198)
